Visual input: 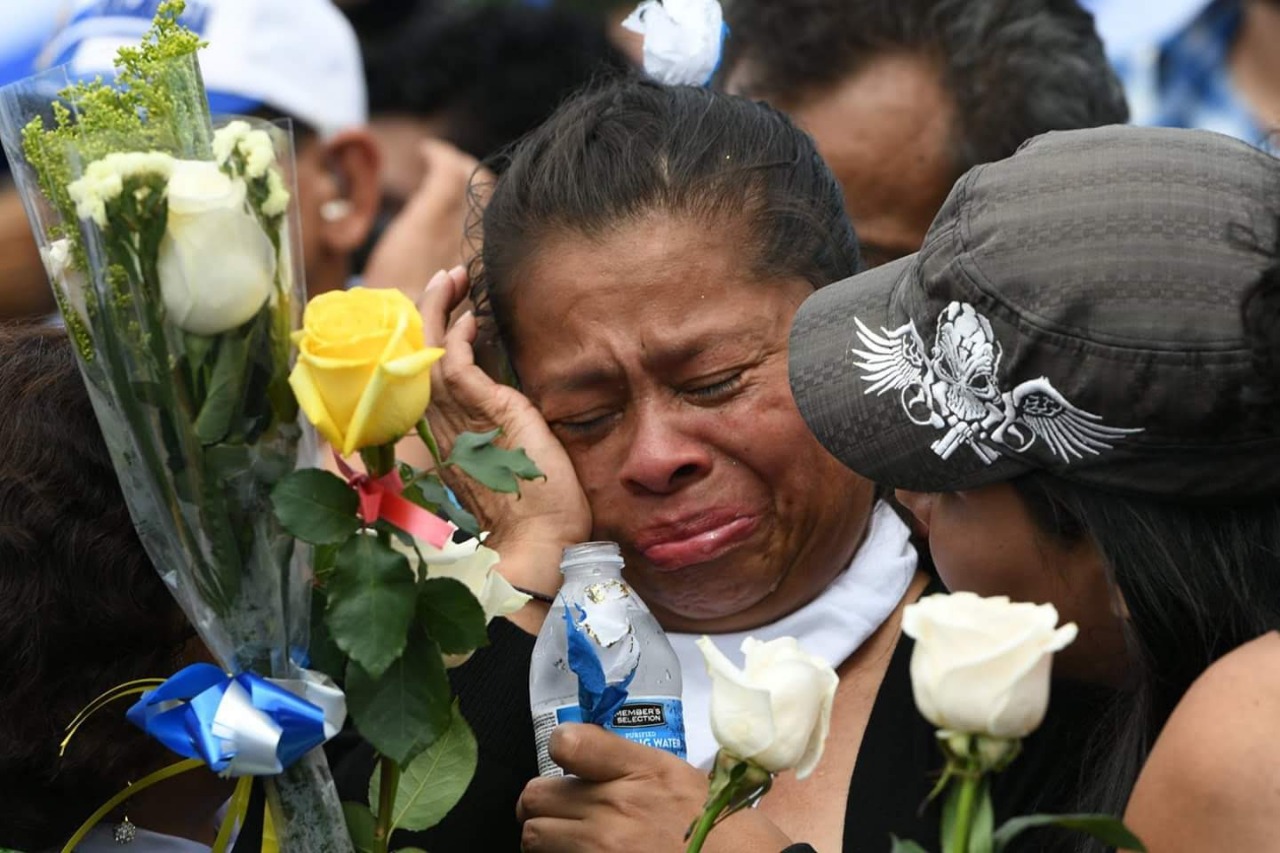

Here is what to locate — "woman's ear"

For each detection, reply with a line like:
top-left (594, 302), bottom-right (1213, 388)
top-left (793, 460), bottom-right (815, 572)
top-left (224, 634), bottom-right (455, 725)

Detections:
top-left (315, 128), bottom-right (382, 254)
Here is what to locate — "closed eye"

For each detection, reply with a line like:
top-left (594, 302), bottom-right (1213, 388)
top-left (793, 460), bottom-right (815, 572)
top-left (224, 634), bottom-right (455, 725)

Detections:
top-left (682, 372), bottom-right (744, 402)
top-left (552, 410), bottom-right (619, 437)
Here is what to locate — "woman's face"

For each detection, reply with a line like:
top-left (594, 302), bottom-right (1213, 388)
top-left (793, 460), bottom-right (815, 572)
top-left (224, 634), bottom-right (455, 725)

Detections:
top-left (895, 484), bottom-right (1129, 684)
top-left (508, 214), bottom-right (876, 633)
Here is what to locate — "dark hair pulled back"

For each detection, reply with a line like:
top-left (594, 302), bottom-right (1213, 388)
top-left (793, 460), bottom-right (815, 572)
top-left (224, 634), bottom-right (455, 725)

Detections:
top-left (470, 77), bottom-right (860, 359)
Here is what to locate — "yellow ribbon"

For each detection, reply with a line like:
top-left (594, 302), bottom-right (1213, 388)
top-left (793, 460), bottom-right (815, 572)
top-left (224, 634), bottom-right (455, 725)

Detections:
top-left (211, 776), bottom-right (254, 853)
top-left (59, 679), bottom-right (164, 757)
top-left (59, 758), bottom-right (204, 852)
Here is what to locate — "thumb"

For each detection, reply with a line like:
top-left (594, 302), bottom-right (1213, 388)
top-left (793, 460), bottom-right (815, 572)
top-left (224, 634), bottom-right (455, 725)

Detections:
top-left (548, 723), bottom-right (673, 783)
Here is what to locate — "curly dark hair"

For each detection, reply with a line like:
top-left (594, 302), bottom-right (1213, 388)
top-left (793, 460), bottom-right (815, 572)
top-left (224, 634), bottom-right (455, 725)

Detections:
top-left (0, 324), bottom-right (192, 850)
top-left (720, 0), bottom-right (1129, 177)
top-left (363, 3), bottom-right (631, 165)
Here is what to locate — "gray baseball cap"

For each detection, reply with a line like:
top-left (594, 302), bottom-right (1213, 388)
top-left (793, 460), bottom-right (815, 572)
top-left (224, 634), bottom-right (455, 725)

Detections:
top-left (789, 125), bottom-right (1280, 499)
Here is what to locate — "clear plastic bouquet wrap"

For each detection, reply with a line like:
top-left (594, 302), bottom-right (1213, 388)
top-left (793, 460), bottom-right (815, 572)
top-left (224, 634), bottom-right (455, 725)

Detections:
top-left (0, 4), bottom-right (350, 848)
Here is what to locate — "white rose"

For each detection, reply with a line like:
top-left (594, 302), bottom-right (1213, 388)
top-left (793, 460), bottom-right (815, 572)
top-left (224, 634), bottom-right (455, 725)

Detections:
top-left (901, 592), bottom-right (1078, 739)
top-left (391, 533), bottom-right (532, 667)
top-left (158, 160), bottom-right (276, 335)
top-left (696, 636), bottom-right (838, 779)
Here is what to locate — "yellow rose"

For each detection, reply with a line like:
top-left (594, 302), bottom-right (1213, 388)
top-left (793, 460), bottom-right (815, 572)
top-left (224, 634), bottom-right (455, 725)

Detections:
top-left (289, 288), bottom-right (445, 455)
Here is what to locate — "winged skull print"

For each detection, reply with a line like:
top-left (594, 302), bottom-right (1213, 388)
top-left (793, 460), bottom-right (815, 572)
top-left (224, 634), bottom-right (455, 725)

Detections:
top-left (851, 302), bottom-right (1142, 465)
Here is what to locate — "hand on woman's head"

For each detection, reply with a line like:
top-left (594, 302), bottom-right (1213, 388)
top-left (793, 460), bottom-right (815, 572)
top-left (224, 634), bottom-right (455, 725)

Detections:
top-left (416, 265), bottom-right (591, 598)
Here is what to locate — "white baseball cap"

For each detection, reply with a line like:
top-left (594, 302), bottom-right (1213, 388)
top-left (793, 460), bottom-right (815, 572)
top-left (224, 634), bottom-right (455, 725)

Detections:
top-left (40, 0), bottom-right (367, 138)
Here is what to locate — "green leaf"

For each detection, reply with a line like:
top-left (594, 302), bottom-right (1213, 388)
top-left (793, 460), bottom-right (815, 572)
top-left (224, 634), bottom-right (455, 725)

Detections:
top-left (314, 541), bottom-right (340, 582)
top-left (130, 380), bottom-right (167, 407)
top-left (272, 469), bottom-right (362, 546)
top-left (184, 330), bottom-right (216, 371)
top-left (368, 702), bottom-right (478, 832)
top-left (993, 814), bottom-right (1146, 852)
top-left (203, 443), bottom-right (251, 475)
top-left (941, 781), bottom-right (958, 853)
top-left (341, 801), bottom-right (376, 853)
top-left (345, 629), bottom-right (454, 766)
top-left (445, 429), bottom-right (544, 494)
top-left (308, 586), bottom-right (347, 682)
top-left (405, 477), bottom-right (479, 536)
top-left (890, 838), bottom-right (931, 853)
top-left (416, 578), bottom-right (489, 656)
top-left (194, 331), bottom-right (251, 445)
top-left (327, 535), bottom-right (417, 678)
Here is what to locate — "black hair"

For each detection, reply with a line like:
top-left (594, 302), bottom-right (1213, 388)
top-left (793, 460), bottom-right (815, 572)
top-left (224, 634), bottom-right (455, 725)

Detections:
top-left (0, 325), bottom-right (192, 850)
top-left (1012, 473), bottom-right (1280, 851)
top-left (363, 4), bottom-right (631, 165)
top-left (338, 0), bottom-right (432, 42)
top-left (471, 78), bottom-right (860, 360)
top-left (720, 0), bottom-right (1129, 176)
top-left (1242, 253), bottom-right (1280, 423)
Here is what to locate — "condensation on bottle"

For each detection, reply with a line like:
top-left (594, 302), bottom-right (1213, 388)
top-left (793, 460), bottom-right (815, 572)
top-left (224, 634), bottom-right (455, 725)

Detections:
top-left (529, 541), bottom-right (686, 777)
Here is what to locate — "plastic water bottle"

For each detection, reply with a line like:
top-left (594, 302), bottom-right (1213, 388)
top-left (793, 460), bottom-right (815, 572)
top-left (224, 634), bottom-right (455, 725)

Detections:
top-left (529, 541), bottom-right (686, 777)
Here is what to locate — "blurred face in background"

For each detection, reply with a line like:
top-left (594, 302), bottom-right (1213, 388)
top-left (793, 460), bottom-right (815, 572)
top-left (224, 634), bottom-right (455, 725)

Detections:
top-left (727, 54), bottom-right (958, 268)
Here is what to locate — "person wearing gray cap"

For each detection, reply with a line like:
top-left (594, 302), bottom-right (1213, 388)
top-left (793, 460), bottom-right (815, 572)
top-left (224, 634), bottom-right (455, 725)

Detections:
top-left (789, 124), bottom-right (1280, 851)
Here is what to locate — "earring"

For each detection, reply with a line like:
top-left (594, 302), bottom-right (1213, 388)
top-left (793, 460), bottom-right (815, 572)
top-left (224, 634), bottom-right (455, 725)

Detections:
top-left (113, 815), bottom-right (137, 844)
top-left (319, 199), bottom-right (352, 222)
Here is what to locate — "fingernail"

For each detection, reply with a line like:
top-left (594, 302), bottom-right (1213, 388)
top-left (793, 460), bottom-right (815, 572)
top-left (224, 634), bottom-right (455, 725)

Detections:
top-left (448, 264), bottom-right (467, 280)
top-left (424, 269), bottom-right (449, 291)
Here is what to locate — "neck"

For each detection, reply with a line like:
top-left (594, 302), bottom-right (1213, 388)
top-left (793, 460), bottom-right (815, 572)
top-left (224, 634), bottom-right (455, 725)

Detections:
top-left (1231, 1), bottom-right (1280, 128)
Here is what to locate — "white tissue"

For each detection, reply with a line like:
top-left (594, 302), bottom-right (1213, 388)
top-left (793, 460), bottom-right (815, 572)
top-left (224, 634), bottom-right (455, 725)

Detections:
top-left (622, 0), bottom-right (725, 87)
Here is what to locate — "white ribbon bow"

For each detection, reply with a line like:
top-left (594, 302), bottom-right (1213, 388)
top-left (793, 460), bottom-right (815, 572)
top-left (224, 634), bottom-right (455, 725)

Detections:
top-left (623, 0), bottom-right (726, 86)
top-left (210, 669), bottom-right (347, 777)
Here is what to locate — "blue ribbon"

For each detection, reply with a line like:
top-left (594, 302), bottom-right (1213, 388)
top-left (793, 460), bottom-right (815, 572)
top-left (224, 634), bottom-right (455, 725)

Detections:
top-left (125, 663), bottom-right (332, 776)
top-left (564, 603), bottom-right (636, 726)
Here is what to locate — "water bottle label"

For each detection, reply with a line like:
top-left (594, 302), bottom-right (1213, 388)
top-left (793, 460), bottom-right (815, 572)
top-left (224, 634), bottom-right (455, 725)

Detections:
top-left (533, 696), bottom-right (687, 777)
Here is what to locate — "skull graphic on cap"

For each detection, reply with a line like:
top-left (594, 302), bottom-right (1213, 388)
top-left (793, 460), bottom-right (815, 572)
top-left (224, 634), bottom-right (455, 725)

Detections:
top-left (852, 302), bottom-right (1142, 466)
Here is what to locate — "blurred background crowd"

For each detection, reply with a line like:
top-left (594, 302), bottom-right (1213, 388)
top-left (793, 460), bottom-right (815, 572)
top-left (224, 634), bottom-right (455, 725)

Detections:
top-left (0, 0), bottom-right (1276, 322)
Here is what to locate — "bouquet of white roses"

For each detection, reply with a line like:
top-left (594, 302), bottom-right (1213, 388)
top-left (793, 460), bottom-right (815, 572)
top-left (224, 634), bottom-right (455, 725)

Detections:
top-left (0, 3), bottom-right (349, 848)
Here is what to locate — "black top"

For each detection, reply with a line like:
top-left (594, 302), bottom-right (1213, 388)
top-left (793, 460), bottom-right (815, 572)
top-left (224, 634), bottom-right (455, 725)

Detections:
top-left (327, 617), bottom-right (538, 851)
top-left (830, 585), bottom-right (1104, 852)
top-left (328, 591), bottom-right (1106, 852)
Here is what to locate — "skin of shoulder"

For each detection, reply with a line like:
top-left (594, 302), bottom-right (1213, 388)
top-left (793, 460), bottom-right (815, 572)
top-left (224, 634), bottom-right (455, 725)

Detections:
top-left (1123, 632), bottom-right (1280, 852)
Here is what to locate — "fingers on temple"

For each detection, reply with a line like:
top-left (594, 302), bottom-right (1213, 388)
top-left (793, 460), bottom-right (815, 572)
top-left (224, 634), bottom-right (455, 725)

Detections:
top-left (419, 267), bottom-right (470, 345)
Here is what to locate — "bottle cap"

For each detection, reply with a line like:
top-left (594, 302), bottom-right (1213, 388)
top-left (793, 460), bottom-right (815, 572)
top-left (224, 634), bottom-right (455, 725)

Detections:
top-left (560, 541), bottom-right (624, 573)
